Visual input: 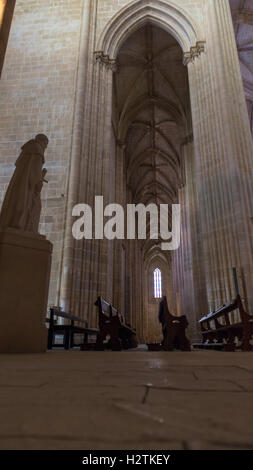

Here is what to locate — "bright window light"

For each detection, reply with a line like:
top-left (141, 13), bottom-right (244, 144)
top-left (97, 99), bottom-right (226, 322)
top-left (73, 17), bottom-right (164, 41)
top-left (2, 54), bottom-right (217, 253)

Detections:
top-left (154, 268), bottom-right (162, 298)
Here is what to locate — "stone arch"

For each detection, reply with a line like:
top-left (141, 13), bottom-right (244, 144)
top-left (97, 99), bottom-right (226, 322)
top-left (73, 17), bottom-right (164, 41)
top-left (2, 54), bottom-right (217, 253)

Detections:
top-left (96, 0), bottom-right (204, 61)
top-left (144, 243), bottom-right (170, 270)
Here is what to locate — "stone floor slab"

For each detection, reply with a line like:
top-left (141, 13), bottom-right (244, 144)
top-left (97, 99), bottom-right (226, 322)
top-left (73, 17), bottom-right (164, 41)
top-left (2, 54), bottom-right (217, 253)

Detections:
top-left (0, 350), bottom-right (252, 449)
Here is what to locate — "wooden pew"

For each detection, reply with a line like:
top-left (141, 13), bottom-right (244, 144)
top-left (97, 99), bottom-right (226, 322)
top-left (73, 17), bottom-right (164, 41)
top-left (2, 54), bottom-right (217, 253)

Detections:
top-left (164, 312), bottom-right (191, 351)
top-left (159, 296), bottom-right (191, 351)
top-left (199, 294), bottom-right (253, 351)
top-left (46, 307), bottom-right (99, 350)
top-left (95, 296), bottom-right (138, 351)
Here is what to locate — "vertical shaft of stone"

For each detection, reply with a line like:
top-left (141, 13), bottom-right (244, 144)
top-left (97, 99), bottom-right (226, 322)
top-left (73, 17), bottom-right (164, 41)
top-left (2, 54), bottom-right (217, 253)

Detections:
top-left (189, 50), bottom-right (239, 311)
top-left (187, 0), bottom-right (253, 315)
top-left (126, 237), bottom-right (134, 326)
top-left (113, 141), bottom-right (125, 310)
top-left (0, 0), bottom-right (16, 76)
top-left (206, 2), bottom-right (241, 302)
top-left (212, 0), bottom-right (253, 305)
top-left (79, 59), bottom-right (106, 322)
top-left (59, 0), bottom-right (96, 312)
top-left (183, 142), bottom-right (197, 329)
top-left (134, 239), bottom-right (142, 339)
top-left (138, 241), bottom-right (143, 340)
top-left (56, 0), bottom-right (120, 324)
top-left (197, 52), bottom-right (231, 306)
top-left (206, 0), bottom-right (253, 306)
top-left (79, 61), bottom-right (114, 325)
top-left (187, 57), bottom-right (218, 313)
top-left (172, 137), bottom-right (203, 337)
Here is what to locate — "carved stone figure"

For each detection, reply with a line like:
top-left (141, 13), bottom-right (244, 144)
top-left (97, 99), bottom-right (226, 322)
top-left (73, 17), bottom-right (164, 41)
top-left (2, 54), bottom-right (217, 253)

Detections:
top-left (0, 134), bottom-right (49, 233)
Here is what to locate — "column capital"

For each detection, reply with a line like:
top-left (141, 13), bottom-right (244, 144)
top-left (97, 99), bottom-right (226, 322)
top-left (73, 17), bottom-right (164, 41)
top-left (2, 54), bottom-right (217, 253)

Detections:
top-left (183, 41), bottom-right (206, 66)
top-left (94, 51), bottom-right (117, 71)
top-left (181, 133), bottom-right (194, 146)
top-left (116, 139), bottom-right (126, 150)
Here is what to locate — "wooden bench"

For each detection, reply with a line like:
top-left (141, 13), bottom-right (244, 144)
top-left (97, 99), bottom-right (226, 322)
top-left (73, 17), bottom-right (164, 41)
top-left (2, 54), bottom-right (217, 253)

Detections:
top-left (46, 307), bottom-right (99, 350)
top-left (95, 296), bottom-right (138, 351)
top-left (199, 294), bottom-right (253, 351)
top-left (164, 311), bottom-right (191, 351)
top-left (159, 296), bottom-right (191, 351)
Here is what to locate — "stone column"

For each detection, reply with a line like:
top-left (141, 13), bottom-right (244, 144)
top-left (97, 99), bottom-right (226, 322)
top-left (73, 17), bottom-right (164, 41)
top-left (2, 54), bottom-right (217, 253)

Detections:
top-left (0, 0), bottom-right (16, 76)
top-left (60, 0), bottom-right (116, 325)
top-left (59, 0), bottom-right (95, 313)
top-left (173, 139), bottom-right (195, 334)
top-left (173, 137), bottom-right (207, 338)
top-left (75, 58), bottom-right (115, 326)
top-left (135, 239), bottom-right (144, 341)
top-left (113, 140), bottom-right (126, 311)
top-left (186, 0), bottom-right (253, 314)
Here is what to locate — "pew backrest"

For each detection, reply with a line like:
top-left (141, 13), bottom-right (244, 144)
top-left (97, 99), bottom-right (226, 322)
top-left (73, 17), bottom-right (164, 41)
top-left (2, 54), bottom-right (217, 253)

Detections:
top-left (95, 296), bottom-right (136, 336)
top-left (199, 295), bottom-right (253, 331)
top-left (95, 297), bottom-right (112, 319)
top-left (48, 307), bottom-right (88, 326)
top-left (46, 307), bottom-right (99, 350)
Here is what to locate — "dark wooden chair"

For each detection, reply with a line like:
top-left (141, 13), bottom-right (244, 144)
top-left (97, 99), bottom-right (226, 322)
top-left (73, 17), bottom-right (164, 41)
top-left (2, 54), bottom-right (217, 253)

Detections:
top-left (46, 307), bottom-right (99, 350)
top-left (199, 295), bottom-right (253, 351)
top-left (160, 296), bottom-right (191, 351)
top-left (95, 296), bottom-right (138, 351)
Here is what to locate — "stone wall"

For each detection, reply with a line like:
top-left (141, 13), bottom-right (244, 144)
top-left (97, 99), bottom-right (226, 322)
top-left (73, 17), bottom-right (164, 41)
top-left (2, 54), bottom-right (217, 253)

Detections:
top-left (0, 0), bottom-right (83, 305)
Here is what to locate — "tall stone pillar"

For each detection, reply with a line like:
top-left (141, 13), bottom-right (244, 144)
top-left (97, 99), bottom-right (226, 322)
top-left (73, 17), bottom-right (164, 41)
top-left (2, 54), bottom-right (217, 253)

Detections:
top-left (80, 58), bottom-right (115, 326)
top-left (186, 0), bottom-right (253, 314)
top-left (60, 0), bottom-right (116, 325)
top-left (113, 140), bottom-right (126, 311)
top-left (74, 57), bottom-right (115, 325)
top-left (0, 0), bottom-right (16, 76)
top-left (59, 0), bottom-right (95, 317)
top-left (173, 137), bottom-right (204, 337)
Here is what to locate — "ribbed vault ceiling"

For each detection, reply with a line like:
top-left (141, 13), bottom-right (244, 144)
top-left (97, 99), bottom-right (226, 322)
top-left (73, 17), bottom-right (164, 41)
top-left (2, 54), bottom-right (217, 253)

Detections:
top-left (114, 24), bottom-right (189, 208)
top-left (230, 0), bottom-right (253, 101)
top-left (230, 0), bottom-right (253, 133)
top-left (113, 24), bottom-right (190, 263)
top-left (113, 10), bottom-right (252, 262)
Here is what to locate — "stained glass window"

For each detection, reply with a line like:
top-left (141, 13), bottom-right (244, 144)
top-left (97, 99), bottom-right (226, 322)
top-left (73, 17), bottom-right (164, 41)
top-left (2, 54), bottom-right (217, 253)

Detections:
top-left (154, 268), bottom-right (162, 298)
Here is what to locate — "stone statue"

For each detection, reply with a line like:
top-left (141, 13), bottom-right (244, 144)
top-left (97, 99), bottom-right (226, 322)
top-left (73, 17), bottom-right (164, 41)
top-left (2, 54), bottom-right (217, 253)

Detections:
top-left (0, 134), bottom-right (49, 233)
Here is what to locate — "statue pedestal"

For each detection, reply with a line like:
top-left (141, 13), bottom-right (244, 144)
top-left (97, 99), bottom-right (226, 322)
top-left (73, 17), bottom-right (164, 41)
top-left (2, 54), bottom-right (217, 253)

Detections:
top-left (0, 229), bottom-right (52, 353)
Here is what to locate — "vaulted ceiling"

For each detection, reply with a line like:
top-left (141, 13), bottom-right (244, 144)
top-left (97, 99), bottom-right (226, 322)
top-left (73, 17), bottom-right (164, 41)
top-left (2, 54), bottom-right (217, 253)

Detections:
top-left (113, 24), bottom-right (190, 264)
top-left (230, 0), bottom-right (253, 133)
top-left (114, 24), bottom-right (189, 209)
top-left (112, 9), bottom-right (252, 263)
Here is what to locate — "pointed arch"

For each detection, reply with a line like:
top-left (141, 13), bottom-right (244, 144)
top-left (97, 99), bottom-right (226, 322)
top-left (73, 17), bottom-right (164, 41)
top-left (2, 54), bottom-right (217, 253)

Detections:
top-left (96, 0), bottom-right (204, 61)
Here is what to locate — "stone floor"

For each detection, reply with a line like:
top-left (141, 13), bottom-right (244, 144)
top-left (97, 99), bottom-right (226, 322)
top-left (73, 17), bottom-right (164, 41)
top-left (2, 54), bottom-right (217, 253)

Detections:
top-left (0, 349), bottom-right (253, 450)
